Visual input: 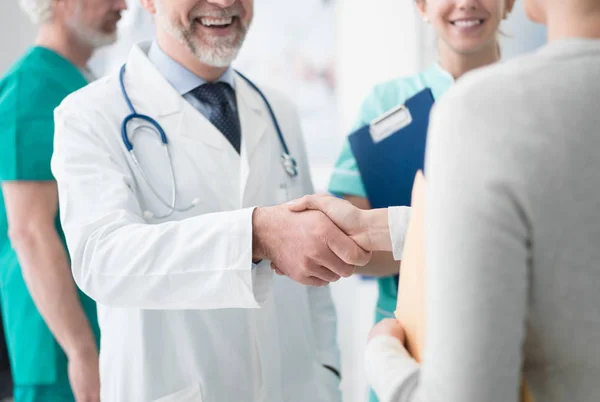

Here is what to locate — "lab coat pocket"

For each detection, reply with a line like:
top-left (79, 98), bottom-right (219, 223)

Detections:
top-left (153, 383), bottom-right (203, 402)
top-left (276, 182), bottom-right (291, 204)
top-left (276, 179), bottom-right (303, 204)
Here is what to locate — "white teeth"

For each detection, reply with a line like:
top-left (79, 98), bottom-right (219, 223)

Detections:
top-left (453, 19), bottom-right (482, 27)
top-left (200, 17), bottom-right (233, 27)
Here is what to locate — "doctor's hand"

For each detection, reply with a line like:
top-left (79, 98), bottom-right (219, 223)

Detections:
top-left (68, 349), bottom-right (101, 402)
top-left (252, 205), bottom-right (372, 286)
top-left (288, 194), bottom-right (392, 252)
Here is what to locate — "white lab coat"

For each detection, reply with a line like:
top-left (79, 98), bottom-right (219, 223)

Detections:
top-left (51, 43), bottom-right (341, 402)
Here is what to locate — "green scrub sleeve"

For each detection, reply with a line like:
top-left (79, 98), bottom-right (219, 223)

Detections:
top-left (0, 74), bottom-right (56, 182)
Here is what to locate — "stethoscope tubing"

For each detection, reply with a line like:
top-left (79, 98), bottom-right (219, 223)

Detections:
top-left (119, 63), bottom-right (298, 219)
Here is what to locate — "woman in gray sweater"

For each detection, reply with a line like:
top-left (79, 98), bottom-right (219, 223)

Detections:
top-left (289, 0), bottom-right (600, 400)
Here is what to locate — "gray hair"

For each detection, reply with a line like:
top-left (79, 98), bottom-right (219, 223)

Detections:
top-left (19, 0), bottom-right (54, 24)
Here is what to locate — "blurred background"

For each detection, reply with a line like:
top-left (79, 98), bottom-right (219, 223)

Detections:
top-left (0, 1), bottom-right (545, 401)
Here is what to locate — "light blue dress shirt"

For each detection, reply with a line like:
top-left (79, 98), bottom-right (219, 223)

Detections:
top-left (147, 41), bottom-right (238, 119)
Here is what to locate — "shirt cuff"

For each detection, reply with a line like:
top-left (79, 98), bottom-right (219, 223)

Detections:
top-left (388, 206), bottom-right (411, 260)
top-left (365, 336), bottom-right (420, 402)
top-left (248, 260), bottom-right (273, 306)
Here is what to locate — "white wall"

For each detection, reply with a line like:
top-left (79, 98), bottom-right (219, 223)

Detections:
top-left (0, 2), bottom-right (36, 75)
top-left (500, 0), bottom-right (547, 59)
top-left (337, 0), bottom-right (420, 135)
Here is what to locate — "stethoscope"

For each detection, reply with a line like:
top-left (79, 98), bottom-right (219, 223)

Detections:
top-left (119, 64), bottom-right (298, 219)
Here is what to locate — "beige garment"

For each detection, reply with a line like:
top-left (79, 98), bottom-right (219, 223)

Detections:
top-left (394, 172), bottom-right (533, 402)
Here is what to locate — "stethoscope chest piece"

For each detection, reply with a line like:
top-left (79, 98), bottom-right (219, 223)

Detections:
top-left (281, 153), bottom-right (298, 178)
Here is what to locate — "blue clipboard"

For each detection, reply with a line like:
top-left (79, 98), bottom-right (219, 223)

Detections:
top-left (348, 88), bottom-right (435, 209)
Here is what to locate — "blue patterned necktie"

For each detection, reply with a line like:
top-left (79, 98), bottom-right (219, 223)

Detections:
top-left (190, 82), bottom-right (241, 154)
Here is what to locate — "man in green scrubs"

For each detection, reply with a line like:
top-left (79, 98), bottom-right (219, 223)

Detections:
top-left (0, 1), bottom-right (126, 401)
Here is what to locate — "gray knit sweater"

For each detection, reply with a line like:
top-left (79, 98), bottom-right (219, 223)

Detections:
top-left (368, 38), bottom-right (600, 402)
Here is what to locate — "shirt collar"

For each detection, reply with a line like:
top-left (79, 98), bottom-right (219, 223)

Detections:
top-left (148, 41), bottom-right (236, 95)
top-left (430, 63), bottom-right (455, 83)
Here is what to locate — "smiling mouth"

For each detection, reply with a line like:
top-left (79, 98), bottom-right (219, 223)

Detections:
top-left (197, 16), bottom-right (238, 29)
top-left (450, 19), bottom-right (485, 28)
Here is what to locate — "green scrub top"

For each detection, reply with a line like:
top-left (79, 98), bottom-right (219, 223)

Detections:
top-left (329, 64), bottom-right (454, 323)
top-left (0, 46), bottom-right (100, 386)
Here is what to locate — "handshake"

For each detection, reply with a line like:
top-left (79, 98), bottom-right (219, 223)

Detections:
top-left (252, 195), bottom-right (392, 287)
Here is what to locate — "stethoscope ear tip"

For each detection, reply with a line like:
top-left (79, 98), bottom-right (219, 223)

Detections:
top-left (143, 210), bottom-right (154, 220)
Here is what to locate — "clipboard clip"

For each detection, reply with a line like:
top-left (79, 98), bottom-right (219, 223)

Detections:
top-left (369, 104), bottom-right (413, 144)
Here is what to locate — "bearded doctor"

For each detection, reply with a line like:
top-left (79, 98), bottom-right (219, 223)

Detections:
top-left (50, 0), bottom-right (371, 401)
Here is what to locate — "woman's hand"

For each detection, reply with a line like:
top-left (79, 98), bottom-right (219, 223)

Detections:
top-left (288, 194), bottom-right (376, 251)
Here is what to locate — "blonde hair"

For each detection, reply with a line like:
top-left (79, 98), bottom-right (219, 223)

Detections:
top-left (19, 0), bottom-right (54, 24)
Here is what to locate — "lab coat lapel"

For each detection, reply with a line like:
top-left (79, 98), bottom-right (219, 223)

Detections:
top-left (124, 43), bottom-right (183, 119)
top-left (236, 75), bottom-right (268, 204)
top-left (236, 75), bottom-right (269, 160)
top-left (178, 102), bottom-right (238, 153)
top-left (180, 103), bottom-right (241, 209)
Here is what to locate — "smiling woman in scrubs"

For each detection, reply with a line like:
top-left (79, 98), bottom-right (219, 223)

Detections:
top-left (0, 1), bottom-right (125, 401)
top-left (328, 0), bottom-right (515, 400)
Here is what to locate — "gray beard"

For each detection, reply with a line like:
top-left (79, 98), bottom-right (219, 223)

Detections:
top-left (179, 21), bottom-right (245, 67)
top-left (156, 4), bottom-right (249, 68)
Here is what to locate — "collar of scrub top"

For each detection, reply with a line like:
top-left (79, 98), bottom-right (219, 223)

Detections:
top-left (79, 66), bottom-right (97, 83)
top-left (425, 63), bottom-right (455, 99)
top-left (147, 41), bottom-right (237, 96)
